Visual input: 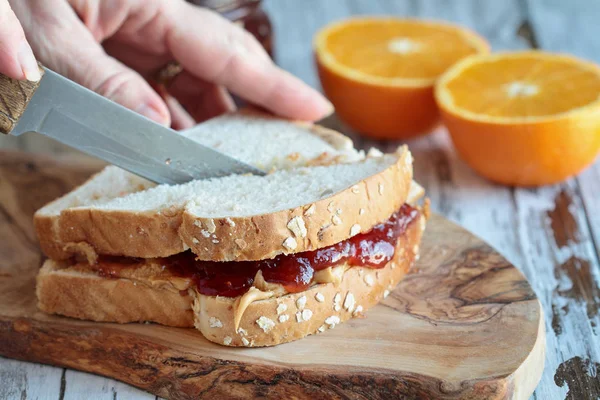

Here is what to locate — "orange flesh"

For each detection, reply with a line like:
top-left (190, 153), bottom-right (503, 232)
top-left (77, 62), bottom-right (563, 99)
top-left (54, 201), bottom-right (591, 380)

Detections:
top-left (443, 55), bottom-right (600, 118)
top-left (323, 20), bottom-right (485, 81)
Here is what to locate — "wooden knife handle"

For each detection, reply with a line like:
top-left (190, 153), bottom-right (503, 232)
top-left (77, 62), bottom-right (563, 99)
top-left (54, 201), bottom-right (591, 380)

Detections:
top-left (0, 66), bottom-right (45, 135)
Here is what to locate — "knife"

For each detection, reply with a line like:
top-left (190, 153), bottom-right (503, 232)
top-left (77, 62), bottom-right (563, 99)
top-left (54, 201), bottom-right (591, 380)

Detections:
top-left (0, 66), bottom-right (264, 184)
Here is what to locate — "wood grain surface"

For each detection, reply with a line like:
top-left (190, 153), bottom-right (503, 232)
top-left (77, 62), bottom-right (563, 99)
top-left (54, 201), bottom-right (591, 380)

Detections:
top-left (0, 68), bottom-right (43, 135)
top-left (0, 151), bottom-right (544, 399)
top-left (0, 1), bottom-right (599, 399)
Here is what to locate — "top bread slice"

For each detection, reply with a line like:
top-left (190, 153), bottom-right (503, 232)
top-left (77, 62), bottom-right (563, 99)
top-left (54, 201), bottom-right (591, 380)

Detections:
top-left (35, 110), bottom-right (363, 261)
top-left (34, 111), bottom-right (413, 262)
top-left (36, 147), bottom-right (413, 262)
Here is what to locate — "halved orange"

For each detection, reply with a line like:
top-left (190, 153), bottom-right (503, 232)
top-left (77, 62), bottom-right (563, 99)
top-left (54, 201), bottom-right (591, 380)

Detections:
top-left (314, 18), bottom-right (489, 139)
top-left (435, 51), bottom-right (600, 186)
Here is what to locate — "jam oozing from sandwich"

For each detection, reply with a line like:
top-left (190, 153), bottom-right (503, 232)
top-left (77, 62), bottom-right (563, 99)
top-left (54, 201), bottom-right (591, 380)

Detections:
top-left (96, 204), bottom-right (419, 297)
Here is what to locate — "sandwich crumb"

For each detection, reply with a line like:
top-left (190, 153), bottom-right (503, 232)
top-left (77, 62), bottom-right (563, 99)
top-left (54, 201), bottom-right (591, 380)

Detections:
top-left (237, 327), bottom-right (247, 336)
top-left (225, 217), bottom-right (236, 227)
top-left (256, 316), bottom-right (275, 333)
top-left (344, 292), bottom-right (355, 313)
top-left (235, 239), bottom-right (247, 249)
top-left (368, 148), bottom-right (384, 157)
top-left (333, 293), bottom-right (342, 311)
top-left (194, 220), bottom-right (201, 227)
top-left (378, 183), bottom-right (384, 195)
top-left (350, 224), bottom-right (361, 236)
top-left (315, 293), bottom-right (325, 302)
top-left (287, 216), bottom-right (307, 238)
top-left (364, 274), bottom-right (374, 287)
top-left (212, 239), bottom-right (220, 244)
top-left (351, 185), bottom-right (360, 194)
top-left (317, 325), bottom-right (326, 333)
top-left (413, 245), bottom-right (419, 254)
top-left (390, 262), bottom-right (396, 269)
top-left (276, 303), bottom-right (287, 315)
top-left (336, 209), bottom-right (342, 215)
top-left (332, 215), bottom-right (342, 225)
top-left (279, 314), bottom-right (289, 323)
top-left (242, 337), bottom-right (250, 346)
top-left (201, 230), bottom-right (211, 238)
top-left (209, 317), bottom-right (223, 328)
top-left (325, 316), bottom-right (340, 328)
top-left (353, 305), bottom-right (363, 317)
top-left (359, 208), bottom-right (365, 215)
top-left (383, 290), bottom-right (390, 298)
top-left (304, 204), bottom-right (316, 216)
top-left (223, 336), bottom-right (232, 346)
top-left (318, 224), bottom-right (331, 241)
top-left (192, 238), bottom-right (199, 244)
top-left (302, 309), bottom-right (313, 321)
top-left (283, 237), bottom-right (298, 251)
top-left (296, 312), bottom-right (303, 323)
top-left (327, 201), bottom-right (335, 213)
top-left (205, 219), bottom-right (217, 233)
top-left (296, 295), bottom-right (307, 310)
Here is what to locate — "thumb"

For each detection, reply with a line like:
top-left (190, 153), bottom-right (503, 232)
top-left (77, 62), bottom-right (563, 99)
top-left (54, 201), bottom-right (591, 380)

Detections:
top-left (0, 1), bottom-right (40, 81)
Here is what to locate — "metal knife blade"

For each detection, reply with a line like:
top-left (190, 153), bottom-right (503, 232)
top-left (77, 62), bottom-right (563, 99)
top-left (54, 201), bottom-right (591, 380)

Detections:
top-left (9, 68), bottom-right (264, 184)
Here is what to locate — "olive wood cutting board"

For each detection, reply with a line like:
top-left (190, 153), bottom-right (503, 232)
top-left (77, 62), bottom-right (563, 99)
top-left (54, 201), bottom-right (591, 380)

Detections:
top-left (0, 151), bottom-right (545, 399)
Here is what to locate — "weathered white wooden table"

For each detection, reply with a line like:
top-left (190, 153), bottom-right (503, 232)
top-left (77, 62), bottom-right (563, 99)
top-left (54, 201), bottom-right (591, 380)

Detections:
top-left (1, 0), bottom-right (599, 399)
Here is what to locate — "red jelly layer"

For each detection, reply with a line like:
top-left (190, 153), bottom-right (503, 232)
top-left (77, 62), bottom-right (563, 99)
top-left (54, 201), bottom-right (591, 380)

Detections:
top-left (96, 204), bottom-right (419, 298)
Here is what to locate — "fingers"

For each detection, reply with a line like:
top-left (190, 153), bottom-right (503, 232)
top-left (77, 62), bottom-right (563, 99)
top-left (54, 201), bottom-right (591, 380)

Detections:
top-left (152, 84), bottom-right (195, 130)
top-left (11, 0), bottom-right (170, 125)
top-left (165, 4), bottom-right (333, 121)
top-left (90, 60), bottom-right (171, 125)
top-left (168, 70), bottom-right (235, 123)
top-left (0, 0), bottom-right (40, 80)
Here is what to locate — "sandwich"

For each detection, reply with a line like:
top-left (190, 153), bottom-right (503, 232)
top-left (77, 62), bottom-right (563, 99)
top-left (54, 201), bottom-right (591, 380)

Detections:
top-left (34, 110), bottom-right (428, 347)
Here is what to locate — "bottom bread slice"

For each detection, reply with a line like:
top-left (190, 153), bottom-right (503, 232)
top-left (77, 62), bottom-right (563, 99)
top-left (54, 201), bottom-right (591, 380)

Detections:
top-left (36, 213), bottom-right (425, 346)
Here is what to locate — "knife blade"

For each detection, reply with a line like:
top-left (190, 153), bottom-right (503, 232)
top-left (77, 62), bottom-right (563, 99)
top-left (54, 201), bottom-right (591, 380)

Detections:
top-left (0, 67), bottom-right (264, 184)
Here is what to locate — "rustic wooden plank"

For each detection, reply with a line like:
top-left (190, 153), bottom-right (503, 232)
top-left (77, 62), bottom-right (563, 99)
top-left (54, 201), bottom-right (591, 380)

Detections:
top-left (514, 182), bottom-right (600, 400)
top-left (0, 357), bottom-right (63, 400)
top-left (63, 370), bottom-right (155, 400)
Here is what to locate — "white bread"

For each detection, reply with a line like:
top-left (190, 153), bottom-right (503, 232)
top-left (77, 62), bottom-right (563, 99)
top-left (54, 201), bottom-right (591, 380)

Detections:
top-left (36, 210), bottom-right (425, 347)
top-left (34, 109), bottom-right (363, 262)
top-left (35, 147), bottom-right (414, 262)
top-left (36, 260), bottom-right (194, 327)
top-left (180, 108), bottom-right (363, 170)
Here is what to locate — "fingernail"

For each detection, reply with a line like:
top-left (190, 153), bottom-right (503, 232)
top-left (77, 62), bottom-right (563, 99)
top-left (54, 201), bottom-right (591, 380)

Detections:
top-left (137, 103), bottom-right (169, 126)
top-left (323, 99), bottom-right (335, 117)
top-left (17, 41), bottom-right (41, 82)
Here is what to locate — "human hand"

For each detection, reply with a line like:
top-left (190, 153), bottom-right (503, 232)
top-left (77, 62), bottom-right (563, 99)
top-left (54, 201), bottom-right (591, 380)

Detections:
top-left (0, 0), bottom-right (40, 81)
top-left (9, 0), bottom-right (333, 128)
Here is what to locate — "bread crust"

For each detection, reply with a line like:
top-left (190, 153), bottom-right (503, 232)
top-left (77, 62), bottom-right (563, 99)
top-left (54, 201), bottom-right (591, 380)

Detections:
top-left (35, 147), bottom-right (413, 262)
top-left (182, 148), bottom-right (412, 261)
top-left (36, 261), bottom-right (194, 327)
top-left (36, 212), bottom-right (424, 347)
